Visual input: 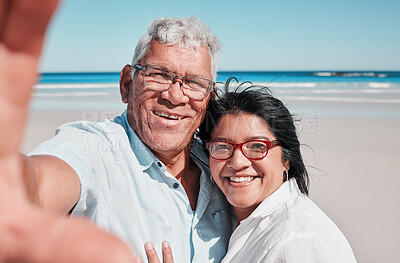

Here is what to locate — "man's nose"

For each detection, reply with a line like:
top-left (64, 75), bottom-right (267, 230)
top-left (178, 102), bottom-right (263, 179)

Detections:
top-left (160, 78), bottom-right (190, 105)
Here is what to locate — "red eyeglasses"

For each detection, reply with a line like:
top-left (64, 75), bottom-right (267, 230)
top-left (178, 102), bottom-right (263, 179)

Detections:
top-left (207, 139), bottom-right (280, 160)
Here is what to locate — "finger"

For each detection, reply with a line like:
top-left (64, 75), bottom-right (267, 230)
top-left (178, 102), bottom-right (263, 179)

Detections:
top-left (0, 0), bottom-right (11, 39)
top-left (162, 241), bottom-right (174, 263)
top-left (6, 213), bottom-right (136, 263)
top-left (2, 0), bottom-right (60, 56)
top-left (145, 242), bottom-right (161, 263)
top-left (133, 255), bottom-right (144, 263)
top-left (0, 0), bottom-right (60, 155)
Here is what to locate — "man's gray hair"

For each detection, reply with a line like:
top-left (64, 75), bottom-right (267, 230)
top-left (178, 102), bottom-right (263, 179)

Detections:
top-left (132, 16), bottom-right (221, 81)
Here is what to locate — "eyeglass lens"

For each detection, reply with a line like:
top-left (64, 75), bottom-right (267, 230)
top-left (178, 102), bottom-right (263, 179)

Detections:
top-left (140, 66), bottom-right (212, 99)
top-left (210, 141), bottom-right (269, 160)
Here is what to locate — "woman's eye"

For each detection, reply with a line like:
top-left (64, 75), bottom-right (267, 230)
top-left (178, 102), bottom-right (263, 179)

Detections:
top-left (249, 143), bottom-right (267, 151)
top-left (214, 144), bottom-right (231, 151)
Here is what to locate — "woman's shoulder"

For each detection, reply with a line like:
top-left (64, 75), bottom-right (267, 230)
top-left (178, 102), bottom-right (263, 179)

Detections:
top-left (254, 196), bottom-right (356, 262)
top-left (269, 193), bottom-right (341, 236)
top-left (252, 193), bottom-right (342, 244)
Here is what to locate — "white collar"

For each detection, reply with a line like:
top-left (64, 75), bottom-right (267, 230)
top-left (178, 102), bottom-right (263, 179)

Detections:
top-left (245, 178), bottom-right (301, 221)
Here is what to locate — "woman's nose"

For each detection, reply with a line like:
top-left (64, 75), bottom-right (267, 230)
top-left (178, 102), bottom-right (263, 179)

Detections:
top-left (227, 148), bottom-right (252, 170)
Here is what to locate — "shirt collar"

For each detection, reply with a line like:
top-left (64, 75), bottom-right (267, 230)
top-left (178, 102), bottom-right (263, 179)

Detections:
top-left (190, 138), bottom-right (210, 169)
top-left (247, 178), bottom-right (301, 220)
top-left (113, 110), bottom-right (157, 170)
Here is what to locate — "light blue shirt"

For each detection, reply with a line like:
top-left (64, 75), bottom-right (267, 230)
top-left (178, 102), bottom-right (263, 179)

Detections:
top-left (30, 110), bottom-right (234, 262)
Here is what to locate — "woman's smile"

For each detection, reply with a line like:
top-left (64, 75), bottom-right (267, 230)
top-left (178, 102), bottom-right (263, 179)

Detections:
top-left (210, 113), bottom-right (287, 221)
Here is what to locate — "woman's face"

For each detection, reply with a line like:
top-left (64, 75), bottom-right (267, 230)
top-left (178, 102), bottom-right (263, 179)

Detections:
top-left (210, 113), bottom-right (287, 221)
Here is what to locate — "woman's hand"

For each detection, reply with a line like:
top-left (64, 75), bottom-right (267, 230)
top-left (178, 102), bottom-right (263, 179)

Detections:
top-left (144, 241), bottom-right (175, 263)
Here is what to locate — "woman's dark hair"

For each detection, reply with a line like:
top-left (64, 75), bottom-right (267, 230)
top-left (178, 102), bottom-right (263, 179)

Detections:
top-left (197, 78), bottom-right (309, 195)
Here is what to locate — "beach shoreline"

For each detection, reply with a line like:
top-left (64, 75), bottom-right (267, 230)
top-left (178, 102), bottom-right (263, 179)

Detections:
top-left (22, 103), bottom-right (400, 263)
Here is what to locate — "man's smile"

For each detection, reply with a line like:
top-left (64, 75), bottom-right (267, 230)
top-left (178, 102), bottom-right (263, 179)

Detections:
top-left (153, 110), bottom-right (185, 120)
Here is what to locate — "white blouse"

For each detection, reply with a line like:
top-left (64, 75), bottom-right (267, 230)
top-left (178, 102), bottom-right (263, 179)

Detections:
top-left (222, 179), bottom-right (357, 263)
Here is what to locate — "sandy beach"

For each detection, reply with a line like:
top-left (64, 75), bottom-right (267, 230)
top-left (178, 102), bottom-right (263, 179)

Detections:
top-left (21, 99), bottom-right (400, 263)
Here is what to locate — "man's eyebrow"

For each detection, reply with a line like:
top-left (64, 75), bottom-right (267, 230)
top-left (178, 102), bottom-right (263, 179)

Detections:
top-left (143, 63), bottom-right (167, 70)
top-left (153, 64), bottom-right (170, 71)
top-left (146, 63), bottom-right (209, 78)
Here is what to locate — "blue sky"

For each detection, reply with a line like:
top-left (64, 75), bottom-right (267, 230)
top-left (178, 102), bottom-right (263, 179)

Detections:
top-left (39, 0), bottom-right (400, 72)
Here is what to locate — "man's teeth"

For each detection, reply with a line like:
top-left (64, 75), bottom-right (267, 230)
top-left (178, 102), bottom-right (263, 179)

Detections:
top-left (229, 177), bottom-right (255, 183)
top-left (154, 111), bottom-right (183, 120)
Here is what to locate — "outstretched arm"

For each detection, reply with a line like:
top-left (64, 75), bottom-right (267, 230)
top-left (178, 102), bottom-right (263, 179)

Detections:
top-left (0, 0), bottom-right (139, 262)
top-left (0, 0), bottom-right (56, 154)
top-left (1, 0), bottom-right (82, 215)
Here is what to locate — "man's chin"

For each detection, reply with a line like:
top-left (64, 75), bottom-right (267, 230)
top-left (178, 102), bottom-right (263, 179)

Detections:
top-left (145, 134), bottom-right (191, 153)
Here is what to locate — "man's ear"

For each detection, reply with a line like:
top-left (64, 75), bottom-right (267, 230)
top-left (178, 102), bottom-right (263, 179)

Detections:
top-left (120, 65), bottom-right (133, 103)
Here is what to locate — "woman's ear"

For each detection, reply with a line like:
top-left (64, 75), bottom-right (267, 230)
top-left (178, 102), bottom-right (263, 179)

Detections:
top-left (120, 65), bottom-right (133, 103)
top-left (283, 160), bottom-right (290, 172)
top-left (283, 160), bottom-right (290, 182)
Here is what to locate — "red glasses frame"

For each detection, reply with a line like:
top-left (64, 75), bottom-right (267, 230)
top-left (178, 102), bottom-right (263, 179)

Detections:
top-left (207, 139), bottom-right (281, 160)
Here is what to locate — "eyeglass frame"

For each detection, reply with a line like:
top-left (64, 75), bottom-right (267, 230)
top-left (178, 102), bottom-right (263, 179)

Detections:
top-left (207, 139), bottom-right (281, 160)
top-left (132, 64), bottom-right (216, 100)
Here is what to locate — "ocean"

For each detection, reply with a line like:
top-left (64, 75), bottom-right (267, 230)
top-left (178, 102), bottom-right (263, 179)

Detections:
top-left (33, 71), bottom-right (400, 118)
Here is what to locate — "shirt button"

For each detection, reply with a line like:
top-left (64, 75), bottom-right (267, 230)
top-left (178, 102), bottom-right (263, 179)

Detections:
top-left (157, 162), bottom-right (162, 168)
top-left (173, 183), bottom-right (179, 189)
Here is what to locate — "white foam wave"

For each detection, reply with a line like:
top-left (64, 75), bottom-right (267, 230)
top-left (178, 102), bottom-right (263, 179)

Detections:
top-left (256, 82), bottom-right (317, 88)
top-left (313, 72), bottom-right (387, 78)
top-left (314, 72), bottom-right (333, 77)
top-left (369, 82), bottom-right (392, 88)
top-left (274, 89), bottom-right (400, 94)
top-left (33, 92), bottom-right (114, 97)
top-left (34, 83), bottom-right (118, 89)
top-left (281, 96), bottom-right (400, 104)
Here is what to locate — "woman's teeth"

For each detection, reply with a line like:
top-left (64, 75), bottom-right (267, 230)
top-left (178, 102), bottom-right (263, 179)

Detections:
top-left (154, 111), bottom-right (183, 120)
top-left (229, 176), bottom-right (255, 183)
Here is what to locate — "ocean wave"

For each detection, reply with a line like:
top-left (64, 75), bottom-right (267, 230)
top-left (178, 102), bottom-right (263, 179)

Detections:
top-left (281, 96), bottom-right (400, 104)
top-left (249, 81), bottom-right (400, 90)
top-left (270, 82), bottom-right (317, 88)
top-left (34, 81), bottom-right (399, 91)
top-left (33, 92), bottom-right (114, 97)
top-left (34, 83), bottom-right (119, 89)
top-left (313, 72), bottom-right (388, 78)
top-left (369, 82), bottom-right (392, 88)
top-left (274, 89), bottom-right (400, 94)
top-left (251, 82), bottom-right (317, 88)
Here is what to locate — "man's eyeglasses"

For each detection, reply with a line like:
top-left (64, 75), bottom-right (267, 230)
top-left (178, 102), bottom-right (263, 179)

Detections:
top-left (207, 139), bottom-right (281, 160)
top-left (133, 64), bottom-right (215, 100)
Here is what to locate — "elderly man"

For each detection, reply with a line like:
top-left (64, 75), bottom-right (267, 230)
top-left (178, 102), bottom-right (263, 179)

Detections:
top-left (2, 1), bottom-right (233, 263)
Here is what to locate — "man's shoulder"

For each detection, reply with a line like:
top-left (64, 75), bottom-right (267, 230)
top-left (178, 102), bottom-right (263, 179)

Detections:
top-left (56, 119), bottom-right (127, 140)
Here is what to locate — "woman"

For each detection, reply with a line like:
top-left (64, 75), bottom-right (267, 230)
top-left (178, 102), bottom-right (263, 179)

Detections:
top-left (144, 82), bottom-right (357, 262)
top-left (196, 82), bottom-right (357, 262)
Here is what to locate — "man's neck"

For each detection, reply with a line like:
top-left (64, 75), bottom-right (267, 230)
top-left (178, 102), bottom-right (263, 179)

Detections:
top-left (154, 148), bottom-right (200, 211)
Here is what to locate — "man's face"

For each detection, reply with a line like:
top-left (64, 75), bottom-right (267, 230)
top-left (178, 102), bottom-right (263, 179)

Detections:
top-left (125, 40), bottom-right (212, 156)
